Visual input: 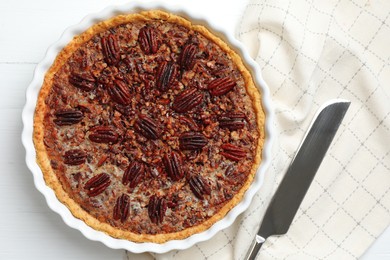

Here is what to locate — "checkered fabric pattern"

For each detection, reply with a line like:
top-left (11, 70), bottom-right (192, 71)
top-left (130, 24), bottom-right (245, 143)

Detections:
top-left (127, 0), bottom-right (390, 259)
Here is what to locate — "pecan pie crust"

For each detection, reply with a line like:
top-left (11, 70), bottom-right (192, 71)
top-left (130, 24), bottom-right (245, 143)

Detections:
top-left (33, 10), bottom-right (265, 243)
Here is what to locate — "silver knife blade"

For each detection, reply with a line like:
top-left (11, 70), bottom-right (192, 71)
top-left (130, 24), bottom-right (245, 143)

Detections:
top-left (245, 99), bottom-right (350, 260)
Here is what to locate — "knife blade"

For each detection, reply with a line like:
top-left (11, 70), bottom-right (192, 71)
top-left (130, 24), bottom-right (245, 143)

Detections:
top-left (245, 99), bottom-right (350, 260)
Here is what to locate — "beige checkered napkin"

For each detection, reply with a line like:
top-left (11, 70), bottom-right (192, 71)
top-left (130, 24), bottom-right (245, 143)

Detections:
top-left (127, 0), bottom-right (390, 259)
top-left (235, 0), bottom-right (390, 259)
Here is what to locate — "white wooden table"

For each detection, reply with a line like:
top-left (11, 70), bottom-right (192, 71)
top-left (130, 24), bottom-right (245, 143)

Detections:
top-left (1, 0), bottom-right (388, 259)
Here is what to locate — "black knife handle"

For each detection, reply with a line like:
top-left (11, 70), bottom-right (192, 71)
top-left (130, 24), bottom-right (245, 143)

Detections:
top-left (244, 235), bottom-right (265, 260)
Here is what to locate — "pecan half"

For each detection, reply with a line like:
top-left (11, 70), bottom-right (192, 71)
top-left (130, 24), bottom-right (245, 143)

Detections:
top-left (220, 143), bottom-right (246, 161)
top-left (172, 88), bottom-right (203, 113)
top-left (69, 71), bottom-right (96, 91)
top-left (101, 34), bottom-right (120, 65)
top-left (179, 43), bottom-right (197, 71)
top-left (156, 61), bottom-right (177, 91)
top-left (107, 79), bottom-right (131, 105)
top-left (179, 116), bottom-right (200, 131)
top-left (189, 175), bottom-right (211, 199)
top-left (64, 149), bottom-right (86, 165)
top-left (88, 126), bottom-right (118, 144)
top-left (163, 151), bottom-right (184, 181)
top-left (122, 161), bottom-right (145, 188)
top-left (218, 112), bottom-right (246, 130)
top-left (53, 109), bottom-right (83, 126)
top-left (208, 77), bottom-right (236, 96)
top-left (148, 195), bottom-right (167, 224)
top-left (179, 132), bottom-right (208, 150)
top-left (113, 193), bottom-right (130, 223)
top-left (134, 115), bottom-right (160, 140)
top-left (138, 26), bottom-right (159, 55)
top-left (84, 173), bottom-right (111, 197)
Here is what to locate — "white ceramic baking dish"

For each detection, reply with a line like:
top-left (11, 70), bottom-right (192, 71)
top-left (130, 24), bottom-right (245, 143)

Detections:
top-left (21, 1), bottom-right (274, 253)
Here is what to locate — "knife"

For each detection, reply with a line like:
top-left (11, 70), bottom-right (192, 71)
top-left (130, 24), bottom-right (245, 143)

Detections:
top-left (244, 99), bottom-right (350, 260)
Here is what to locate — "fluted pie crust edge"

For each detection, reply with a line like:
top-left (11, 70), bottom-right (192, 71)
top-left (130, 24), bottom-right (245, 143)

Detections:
top-left (33, 10), bottom-right (265, 243)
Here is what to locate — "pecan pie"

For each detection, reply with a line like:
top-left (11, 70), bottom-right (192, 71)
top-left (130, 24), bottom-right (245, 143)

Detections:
top-left (33, 10), bottom-right (265, 243)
